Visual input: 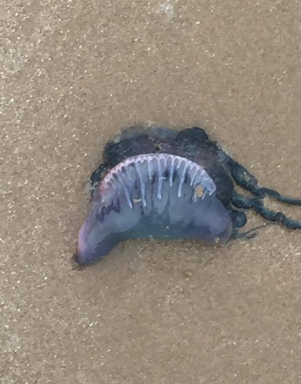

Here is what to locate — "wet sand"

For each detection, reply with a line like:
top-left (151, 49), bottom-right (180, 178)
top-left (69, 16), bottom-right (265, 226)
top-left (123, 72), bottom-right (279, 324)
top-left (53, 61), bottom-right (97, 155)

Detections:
top-left (1, 1), bottom-right (301, 383)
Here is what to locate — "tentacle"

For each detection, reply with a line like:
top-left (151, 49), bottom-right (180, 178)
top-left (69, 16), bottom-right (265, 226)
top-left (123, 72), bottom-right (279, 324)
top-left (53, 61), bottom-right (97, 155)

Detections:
top-left (230, 209), bottom-right (247, 229)
top-left (229, 208), bottom-right (266, 241)
top-left (90, 163), bottom-right (107, 184)
top-left (228, 157), bottom-right (301, 206)
top-left (175, 127), bottom-right (209, 143)
top-left (89, 163), bottom-right (108, 199)
top-left (231, 192), bottom-right (301, 230)
top-left (230, 223), bottom-right (275, 241)
top-left (231, 227), bottom-right (258, 241)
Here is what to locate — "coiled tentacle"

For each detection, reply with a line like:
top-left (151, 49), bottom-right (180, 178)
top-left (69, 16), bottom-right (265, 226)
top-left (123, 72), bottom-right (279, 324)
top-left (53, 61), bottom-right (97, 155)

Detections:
top-left (231, 191), bottom-right (301, 230)
top-left (228, 157), bottom-right (301, 206)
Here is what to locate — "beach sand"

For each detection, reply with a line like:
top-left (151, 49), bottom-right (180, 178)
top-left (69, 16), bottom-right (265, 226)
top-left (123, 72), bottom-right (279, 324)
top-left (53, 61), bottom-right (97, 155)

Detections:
top-left (1, 1), bottom-right (301, 383)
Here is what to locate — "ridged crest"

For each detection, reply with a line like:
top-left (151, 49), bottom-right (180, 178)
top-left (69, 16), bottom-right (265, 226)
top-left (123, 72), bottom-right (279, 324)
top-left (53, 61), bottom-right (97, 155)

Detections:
top-left (98, 153), bottom-right (216, 218)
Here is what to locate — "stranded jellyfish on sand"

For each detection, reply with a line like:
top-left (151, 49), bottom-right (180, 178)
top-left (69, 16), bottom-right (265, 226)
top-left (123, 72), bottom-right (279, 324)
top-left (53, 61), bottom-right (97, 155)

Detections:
top-left (74, 125), bottom-right (301, 266)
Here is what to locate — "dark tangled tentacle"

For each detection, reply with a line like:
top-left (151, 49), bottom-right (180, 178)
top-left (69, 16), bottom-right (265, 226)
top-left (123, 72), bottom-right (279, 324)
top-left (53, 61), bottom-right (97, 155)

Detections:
top-left (231, 192), bottom-right (301, 230)
top-left (89, 163), bottom-right (109, 199)
top-left (230, 209), bottom-right (247, 228)
top-left (229, 207), bottom-right (269, 241)
top-left (228, 157), bottom-right (301, 206)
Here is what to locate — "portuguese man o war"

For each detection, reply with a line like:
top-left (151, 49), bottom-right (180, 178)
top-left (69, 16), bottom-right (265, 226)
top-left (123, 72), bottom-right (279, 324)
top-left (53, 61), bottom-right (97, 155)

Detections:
top-left (74, 125), bottom-right (301, 266)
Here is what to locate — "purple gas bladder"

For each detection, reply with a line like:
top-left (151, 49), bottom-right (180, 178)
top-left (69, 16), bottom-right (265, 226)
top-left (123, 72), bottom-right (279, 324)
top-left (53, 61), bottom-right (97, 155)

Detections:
top-left (74, 153), bottom-right (232, 266)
